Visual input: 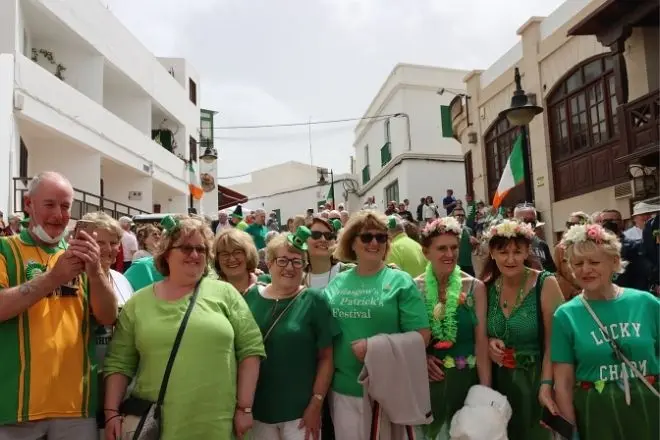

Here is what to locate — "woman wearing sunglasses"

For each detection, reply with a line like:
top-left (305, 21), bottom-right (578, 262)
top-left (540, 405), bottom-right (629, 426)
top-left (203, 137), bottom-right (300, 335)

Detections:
top-left (244, 226), bottom-right (338, 440)
top-left (324, 210), bottom-right (430, 439)
top-left (305, 216), bottom-right (353, 289)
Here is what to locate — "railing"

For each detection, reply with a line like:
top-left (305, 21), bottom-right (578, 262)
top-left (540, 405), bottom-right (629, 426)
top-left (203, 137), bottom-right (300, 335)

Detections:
top-left (380, 142), bottom-right (392, 167)
top-left (622, 90), bottom-right (659, 155)
top-left (13, 178), bottom-right (150, 220)
top-left (362, 165), bottom-right (371, 185)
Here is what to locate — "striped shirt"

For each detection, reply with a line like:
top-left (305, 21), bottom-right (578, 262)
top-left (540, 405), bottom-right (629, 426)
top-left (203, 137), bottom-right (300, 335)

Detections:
top-left (0, 229), bottom-right (96, 425)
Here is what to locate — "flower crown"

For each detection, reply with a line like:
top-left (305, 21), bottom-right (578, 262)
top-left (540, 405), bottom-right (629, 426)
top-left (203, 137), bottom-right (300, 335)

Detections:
top-left (421, 217), bottom-right (463, 237)
top-left (484, 219), bottom-right (535, 242)
top-left (561, 223), bottom-right (616, 247)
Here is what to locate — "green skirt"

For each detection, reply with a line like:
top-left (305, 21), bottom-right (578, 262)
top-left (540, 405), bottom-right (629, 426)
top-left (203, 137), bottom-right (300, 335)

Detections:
top-left (418, 367), bottom-right (478, 440)
top-left (493, 365), bottom-right (551, 440)
top-left (574, 380), bottom-right (659, 439)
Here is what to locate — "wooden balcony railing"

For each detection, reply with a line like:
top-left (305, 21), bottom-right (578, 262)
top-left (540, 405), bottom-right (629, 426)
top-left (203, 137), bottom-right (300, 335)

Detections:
top-left (618, 90), bottom-right (660, 164)
top-left (13, 177), bottom-right (150, 220)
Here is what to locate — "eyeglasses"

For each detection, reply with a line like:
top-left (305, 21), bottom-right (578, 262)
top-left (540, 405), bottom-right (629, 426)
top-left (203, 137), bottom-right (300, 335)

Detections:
top-left (358, 233), bottom-right (388, 244)
top-left (218, 249), bottom-right (245, 260)
top-left (173, 245), bottom-right (207, 256)
top-left (275, 256), bottom-right (305, 269)
top-left (310, 231), bottom-right (336, 241)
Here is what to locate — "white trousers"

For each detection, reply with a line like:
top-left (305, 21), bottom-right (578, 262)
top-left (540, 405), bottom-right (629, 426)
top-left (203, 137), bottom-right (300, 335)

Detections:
top-left (252, 419), bottom-right (308, 440)
top-left (330, 391), bottom-right (365, 440)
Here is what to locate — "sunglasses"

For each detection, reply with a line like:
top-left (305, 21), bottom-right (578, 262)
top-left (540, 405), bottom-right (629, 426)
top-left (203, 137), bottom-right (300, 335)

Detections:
top-left (275, 256), bottom-right (305, 269)
top-left (173, 245), bottom-right (207, 256)
top-left (310, 231), bottom-right (336, 241)
top-left (358, 233), bottom-right (388, 244)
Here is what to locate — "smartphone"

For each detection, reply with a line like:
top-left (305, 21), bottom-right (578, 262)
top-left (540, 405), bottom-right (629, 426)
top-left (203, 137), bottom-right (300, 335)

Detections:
top-left (541, 407), bottom-right (574, 439)
top-left (73, 220), bottom-right (96, 238)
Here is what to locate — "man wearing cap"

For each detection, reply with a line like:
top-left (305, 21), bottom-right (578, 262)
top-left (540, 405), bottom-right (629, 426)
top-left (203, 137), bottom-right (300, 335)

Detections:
top-left (624, 201), bottom-right (658, 241)
top-left (118, 217), bottom-right (138, 272)
top-left (385, 215), bottom-right (427, 278)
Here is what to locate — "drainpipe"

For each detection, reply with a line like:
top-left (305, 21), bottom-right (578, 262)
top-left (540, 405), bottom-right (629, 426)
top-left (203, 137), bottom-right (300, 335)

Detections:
top-left (394, 113), bottom-right (411, 151)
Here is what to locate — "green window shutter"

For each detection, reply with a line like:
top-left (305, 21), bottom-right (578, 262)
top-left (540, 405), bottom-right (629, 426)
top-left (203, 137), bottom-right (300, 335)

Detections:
top-left (440, 105), bottom-right (453, 138)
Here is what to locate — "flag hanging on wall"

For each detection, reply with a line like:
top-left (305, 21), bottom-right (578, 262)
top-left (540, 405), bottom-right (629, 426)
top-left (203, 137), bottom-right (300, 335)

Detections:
top-left (188, 162), bottom-right (204, 200)
top-left (492, 133), bottom-right (525, 208)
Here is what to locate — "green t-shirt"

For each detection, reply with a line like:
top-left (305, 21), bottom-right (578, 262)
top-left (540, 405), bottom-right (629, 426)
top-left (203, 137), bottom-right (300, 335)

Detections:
top-left (458, 227), bottom-right (473, 268)
top-left (386, 233), bottom-right (428, 278)
top-left (104, 278), bottom-right (266, 440)
top-left (245, 223), bottom-right (267, 250)
top-left (124, 256), bottom-right (164, 291)
top-left (324, 267), bottom-right (430, 396)
top-left (244, 286), bottom-right (339, 423)
top-left (551, 288), bottom-right (660, 382)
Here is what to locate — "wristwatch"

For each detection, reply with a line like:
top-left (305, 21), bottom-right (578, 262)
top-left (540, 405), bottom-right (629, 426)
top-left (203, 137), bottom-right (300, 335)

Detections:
top-left (236, 406), bottom-right (252, 414)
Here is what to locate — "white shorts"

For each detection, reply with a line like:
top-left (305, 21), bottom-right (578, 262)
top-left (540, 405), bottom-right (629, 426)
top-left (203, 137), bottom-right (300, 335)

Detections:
top-left (252, 418), bottom-right (309, 440)
top-left (330, 391), bottom-right (365, 440)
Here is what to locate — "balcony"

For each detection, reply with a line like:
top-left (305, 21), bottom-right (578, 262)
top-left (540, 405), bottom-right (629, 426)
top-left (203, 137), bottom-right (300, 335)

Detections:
top-left (13, 178), bottom-right (149, 221)
top-left (616, 90), bottom-right (660, 166)
top-left (380, 142), bottom-right (392, 167)
top-left (362, 165), bottom-right (371, 185)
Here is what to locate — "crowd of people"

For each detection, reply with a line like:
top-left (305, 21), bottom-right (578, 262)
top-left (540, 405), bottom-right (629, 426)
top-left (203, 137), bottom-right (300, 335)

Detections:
top-left (0, 170), bottom-right (658, 440)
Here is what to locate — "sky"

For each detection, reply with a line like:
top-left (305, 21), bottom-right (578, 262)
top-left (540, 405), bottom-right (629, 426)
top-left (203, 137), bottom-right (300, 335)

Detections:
top-left (106, 0), bottom-right (566, 186)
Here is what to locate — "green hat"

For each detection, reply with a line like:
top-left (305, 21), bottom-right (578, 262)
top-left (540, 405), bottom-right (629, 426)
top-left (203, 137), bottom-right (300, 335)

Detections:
top-left (287, 226), bottom-right (311, 252)
top-left (160, 215), bottom-right (180, 235)
top-left (388, 215), bottom-right (399, 229)
top-left (330, 218), bottom-right (342, 232)
top-left (232, 205), bottom-right (243, 219)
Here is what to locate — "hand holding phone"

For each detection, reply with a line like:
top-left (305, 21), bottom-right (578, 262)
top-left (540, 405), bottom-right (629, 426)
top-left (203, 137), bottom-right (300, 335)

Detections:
top-left (73, 220), bottom-right (96, 239)
top-left (541, 407), bottom-right (574, 439)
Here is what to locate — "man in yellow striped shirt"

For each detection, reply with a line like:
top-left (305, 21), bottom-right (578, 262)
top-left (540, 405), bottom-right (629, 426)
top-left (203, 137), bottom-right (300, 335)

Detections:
top-left (0, 172), bottom-right (118, 440)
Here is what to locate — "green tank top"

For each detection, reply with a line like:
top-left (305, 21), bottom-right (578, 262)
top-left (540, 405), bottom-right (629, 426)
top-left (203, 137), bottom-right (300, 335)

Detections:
top-left (487, 271), bottom-right (549, 355)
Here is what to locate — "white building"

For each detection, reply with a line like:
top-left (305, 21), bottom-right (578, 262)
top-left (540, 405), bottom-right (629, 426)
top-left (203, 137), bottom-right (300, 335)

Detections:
top-left (228, 161), bottom-right (358, 222)
top-left (0, 0), bottom-right (209, 220)
top-left (352, 63), bottom-right (470, 211)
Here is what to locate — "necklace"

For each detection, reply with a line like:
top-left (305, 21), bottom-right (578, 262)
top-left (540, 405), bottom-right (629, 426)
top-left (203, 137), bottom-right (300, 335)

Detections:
top-left (424, 263), bottom-right (462, 346)
top-left (497, 267), bottom-right (530, 311)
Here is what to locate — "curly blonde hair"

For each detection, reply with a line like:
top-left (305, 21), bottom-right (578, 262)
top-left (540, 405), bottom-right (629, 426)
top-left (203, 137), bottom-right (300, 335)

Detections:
top-left (213, 228), bottom-right (259, 278)
top-left (561, 224), bottom-right (626, 274)
top-left (333, 210), bottom-right (388, 262)
top-left (81, 212), bottom-right (122, 241)
top-left (153, 215), bottom-right (214, 277)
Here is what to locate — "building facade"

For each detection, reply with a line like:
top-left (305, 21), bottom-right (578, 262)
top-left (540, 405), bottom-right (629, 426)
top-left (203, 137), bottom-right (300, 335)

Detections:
top-left (352, 63), bottom-right (470, 210)
top-left (228, 161), bottom-right (358, 222)
top-left (454, 0), bottom-right (659, 244)
top-left (0, 0), bottom-right (205, 219)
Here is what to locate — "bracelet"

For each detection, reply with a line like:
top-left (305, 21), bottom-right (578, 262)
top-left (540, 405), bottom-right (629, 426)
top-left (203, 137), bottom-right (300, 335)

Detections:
top-left (540, 379), bottom-right (554, 387)
top-left (105, 414), bottom-right (121, 424)
top-left (104, 408), bottom-right (120, 413)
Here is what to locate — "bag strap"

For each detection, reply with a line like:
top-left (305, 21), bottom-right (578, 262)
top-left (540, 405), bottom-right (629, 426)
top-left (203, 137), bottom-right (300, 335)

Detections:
top-left (579, 294), bottom-right (660, 398)
top-left (263, 288), bottom-right (305, 342)
top-left (156, 278), bottom-right (203, 406)
top-left (535, 271), bottom-right (547, 355)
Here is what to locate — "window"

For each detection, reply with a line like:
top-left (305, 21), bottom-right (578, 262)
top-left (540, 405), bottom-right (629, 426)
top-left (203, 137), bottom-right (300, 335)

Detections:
top-left (483, 117), bottom-right (532, 205)
top-left (189, 137), bottom-right (198, 162)
top-left (385, 180), bottom-right (399, 204)
top-left (547, 55), bottom-right (617, 162)
top-left (440, 105), bottom-right (453, 138)
top-left (189, 79), bottom-right (197, 105)
top-left (19, 138), bottom-right (28, 178)
top-left (384, 119), bottom-right (391, 144)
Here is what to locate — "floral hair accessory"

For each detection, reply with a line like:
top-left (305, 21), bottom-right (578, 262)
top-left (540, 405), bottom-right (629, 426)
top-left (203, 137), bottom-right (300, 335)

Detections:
top-left (160, 215), bottom-right (180, 235)
top-left (287, 225), bottom-right (311, 252)
top-left (484, 219), bottom-right (535, 242)
top-left (421, 216), bottom-right (463, 238)
top-left (561, 223), bottom-right (616, 247)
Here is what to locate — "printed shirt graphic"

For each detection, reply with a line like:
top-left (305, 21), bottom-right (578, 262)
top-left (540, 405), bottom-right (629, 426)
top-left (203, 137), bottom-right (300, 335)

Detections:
top-left (324, 267), bottom-right (429, 396)
top-left (551, 289), bottom-right (660, 383)
top-left (0, 229), bottom-right (95, 425)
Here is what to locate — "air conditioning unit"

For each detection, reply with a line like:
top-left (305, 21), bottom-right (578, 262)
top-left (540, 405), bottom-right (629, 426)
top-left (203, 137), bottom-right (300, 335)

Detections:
top-left (613, 181), bottom-right (633, 200)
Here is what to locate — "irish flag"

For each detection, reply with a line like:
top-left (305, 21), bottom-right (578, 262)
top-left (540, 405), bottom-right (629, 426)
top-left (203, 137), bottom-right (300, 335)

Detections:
top-left (188, 162), bottom-right (204, 200)
top-left (492, 133), bottom-right (525, 208)
top-left (326, 184), bottom-right (335, 208)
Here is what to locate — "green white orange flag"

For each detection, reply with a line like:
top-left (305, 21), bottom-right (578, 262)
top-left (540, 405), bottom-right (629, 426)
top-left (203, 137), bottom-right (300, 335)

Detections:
top-left (188, 162), bottom-right (204, 200)
top-left (492, 133), bottom-right (525, 208)
top-left (326, 184), bottom-right (335, 207)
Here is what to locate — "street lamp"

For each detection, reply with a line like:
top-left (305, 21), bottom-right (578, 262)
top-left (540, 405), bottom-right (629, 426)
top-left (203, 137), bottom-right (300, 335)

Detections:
top-left (498, 67), bottom-right (543, 204)
top-left (200, 144), bottom-right (218, 163)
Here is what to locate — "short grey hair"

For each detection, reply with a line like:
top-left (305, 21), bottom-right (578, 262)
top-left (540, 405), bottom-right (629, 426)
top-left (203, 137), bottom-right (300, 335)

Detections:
top-left (254, 209), bottom-right (266, 215)
top-left (388, 215), bottom-right (405, 233)
top-left (27, 171), bottom-right (72, 196)
top-left (513, 205), bottom-right (537, 219)
top-left (265, 230), bottom-right (280, 244)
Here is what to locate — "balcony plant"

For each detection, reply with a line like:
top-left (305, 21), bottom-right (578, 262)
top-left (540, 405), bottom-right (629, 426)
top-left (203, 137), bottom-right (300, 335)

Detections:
top-left (30, 48), bottom-right (66, 80)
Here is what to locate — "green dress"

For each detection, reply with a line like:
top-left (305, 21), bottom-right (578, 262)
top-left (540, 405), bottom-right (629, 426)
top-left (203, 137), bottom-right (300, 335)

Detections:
top-left (415, 275), bottom-right (479, 439)
top-left (487, 271), bottom-right (551, 440)
top-left (552, 288), bottom-right (660, 439)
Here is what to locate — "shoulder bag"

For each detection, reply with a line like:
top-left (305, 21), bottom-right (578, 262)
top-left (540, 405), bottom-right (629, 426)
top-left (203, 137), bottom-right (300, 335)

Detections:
top-left (579, 294), bottom-right (660, 404)
top-left (119, 279), bottom-right (203, 440)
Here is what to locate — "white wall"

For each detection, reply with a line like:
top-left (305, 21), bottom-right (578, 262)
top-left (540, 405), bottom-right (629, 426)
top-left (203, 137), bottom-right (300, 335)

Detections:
top-left (101, 162), bottom-right (153, 212)
top-left (230, 161), bottom-right (325, 198)
top-left (0, 0), bottom-right (18, 55)
top-left (103, 88), bottom-right (151, 136)
top-left (0, 54), bottom-right (18, 217)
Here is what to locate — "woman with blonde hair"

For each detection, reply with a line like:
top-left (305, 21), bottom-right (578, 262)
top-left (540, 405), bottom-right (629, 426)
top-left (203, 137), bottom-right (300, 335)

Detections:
top-left (324, 210), bottom-right (430, 438)
top-left (133, 224), bottom-right (161, 261)
top-left (552, 223), bottom-right (659, 440)
top-left (554, 211), bottom-right (591, 300)
top-left (482, 219), bottom-right (564, 440)
top-left (214, 228), bottom-right (270, 294)
top-left (415, 217), bottom-right (490, 439)
top-left (245, 226), bottom-right (337, 439)
top-left (103, 215), bottom-right (265, 440)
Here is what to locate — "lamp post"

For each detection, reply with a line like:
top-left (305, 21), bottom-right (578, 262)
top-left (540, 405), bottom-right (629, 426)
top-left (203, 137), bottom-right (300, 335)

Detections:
top-left (317, 167), bottom-right (335, 209)
top-left (498, 67), bottom-right (543, 204)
